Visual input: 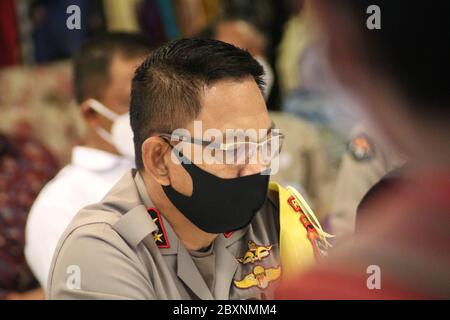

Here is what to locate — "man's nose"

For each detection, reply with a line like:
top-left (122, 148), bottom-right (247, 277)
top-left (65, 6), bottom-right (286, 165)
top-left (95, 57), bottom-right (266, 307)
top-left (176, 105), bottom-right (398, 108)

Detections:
top-left (238, 163), bottom-right (269, 177)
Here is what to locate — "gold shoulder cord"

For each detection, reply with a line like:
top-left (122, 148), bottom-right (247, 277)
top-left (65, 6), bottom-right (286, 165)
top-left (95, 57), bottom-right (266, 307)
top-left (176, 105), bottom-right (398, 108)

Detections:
top-left (269, 182), bottom-right (334, 276)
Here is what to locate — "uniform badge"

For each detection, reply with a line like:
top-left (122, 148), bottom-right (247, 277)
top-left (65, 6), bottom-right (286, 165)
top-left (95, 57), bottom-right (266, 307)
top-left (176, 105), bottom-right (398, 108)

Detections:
top-left (348, 133), bottom-right (375, 161)
top-left (147, 207), bottom-right (170, 248)
top-left (237, 240), bottom-right (273, 264)
top-left (234, 265), bottom-right (281, 290)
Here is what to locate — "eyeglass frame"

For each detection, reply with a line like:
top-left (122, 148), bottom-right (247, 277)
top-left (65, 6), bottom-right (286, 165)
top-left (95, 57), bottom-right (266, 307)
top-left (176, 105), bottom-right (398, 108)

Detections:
top-left (156, 122), bottom-right (285, 163)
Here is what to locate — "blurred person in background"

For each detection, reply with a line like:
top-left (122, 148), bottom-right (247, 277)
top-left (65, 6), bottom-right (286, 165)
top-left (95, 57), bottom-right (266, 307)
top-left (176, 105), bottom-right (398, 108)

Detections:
top-left (220, 0), bottom-right (292, 110)
top-left (0, 129), bottom-right (58, 300)
top-left (279, 0), bottom-right (450, 299)
top-left (25, 33), bottom-right (150, 292)
top-left (215, 19), bottom-right (273, 99)
top-left (277, 0), bottom-right (360, 211)
top-left (276, 0), bottom-right (314, 96)
top-left (328, 124), bottom-right (406, 245)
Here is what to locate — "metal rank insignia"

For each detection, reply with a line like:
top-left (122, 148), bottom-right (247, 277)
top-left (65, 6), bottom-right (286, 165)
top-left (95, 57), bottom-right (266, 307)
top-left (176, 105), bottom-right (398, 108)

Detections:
top-left (147, 207), bottom-right (170, 248)
top-left (234, 265), bottom-right (281, 290)
top-left (237, 240), bottom-right (273, 265)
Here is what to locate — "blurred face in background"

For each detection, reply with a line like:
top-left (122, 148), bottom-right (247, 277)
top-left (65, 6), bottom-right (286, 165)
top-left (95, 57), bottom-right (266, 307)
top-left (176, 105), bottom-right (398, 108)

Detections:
top-left (215, 20), bottom-right (265, 58)
top-left (95, 53), bottom-right (144, 129)
top-left (214, 20), bottom-right (274, 99)
top-left (101, 53), bottom-right (143, 117)
top-left (81, 53), bottom-right (145, 154)
top-left (310, 1), bottom-right (447, 162)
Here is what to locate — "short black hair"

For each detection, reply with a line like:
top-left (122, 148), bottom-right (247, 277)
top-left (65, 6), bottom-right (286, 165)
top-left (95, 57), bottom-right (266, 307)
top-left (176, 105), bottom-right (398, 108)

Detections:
top-left (327, 1), bottom-right (450, 117)
top-left (73, 32), bottom-right (151, 104)
top-left (130, 38), bottom-right (265, 169)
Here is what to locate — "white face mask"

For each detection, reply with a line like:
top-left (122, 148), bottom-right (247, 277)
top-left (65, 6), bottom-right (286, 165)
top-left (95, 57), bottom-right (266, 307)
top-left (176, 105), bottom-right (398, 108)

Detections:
top-left (87, 99), bottom-right (135, 160)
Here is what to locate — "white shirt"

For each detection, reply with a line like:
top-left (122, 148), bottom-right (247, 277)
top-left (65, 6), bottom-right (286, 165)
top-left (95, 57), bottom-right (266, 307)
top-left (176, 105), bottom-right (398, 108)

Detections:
top-left (25, 146), bottom-right (133, 290)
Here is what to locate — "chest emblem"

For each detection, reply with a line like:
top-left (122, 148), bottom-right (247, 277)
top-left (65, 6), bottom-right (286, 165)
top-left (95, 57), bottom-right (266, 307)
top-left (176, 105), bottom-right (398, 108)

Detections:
top-left (237, 240), bottom-right (273, 264)
top-left (348, 133), bottom-right (375, 161)
top-left (234, 265), bottom-right (281, 290)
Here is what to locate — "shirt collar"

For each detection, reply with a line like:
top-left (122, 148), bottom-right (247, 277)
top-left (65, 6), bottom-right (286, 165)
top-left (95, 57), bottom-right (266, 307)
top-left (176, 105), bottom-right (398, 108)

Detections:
top-left (71, 146), bottom-right (132, 172)
top-left (134, 171), bottom-right (179, 255)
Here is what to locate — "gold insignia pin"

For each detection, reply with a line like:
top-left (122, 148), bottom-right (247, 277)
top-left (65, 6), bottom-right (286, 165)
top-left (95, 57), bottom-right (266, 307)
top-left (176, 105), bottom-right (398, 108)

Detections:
top-left (234, 265), bottom-right (281, 290)
top-left (153, 232), bottom-right (163, 243)
top-left (237, 240), bottom-right (273, 264)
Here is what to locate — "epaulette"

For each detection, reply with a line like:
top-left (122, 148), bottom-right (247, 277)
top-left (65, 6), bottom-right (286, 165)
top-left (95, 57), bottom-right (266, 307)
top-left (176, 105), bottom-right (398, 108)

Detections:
top-left (269, 182), bottom-right (334, 276)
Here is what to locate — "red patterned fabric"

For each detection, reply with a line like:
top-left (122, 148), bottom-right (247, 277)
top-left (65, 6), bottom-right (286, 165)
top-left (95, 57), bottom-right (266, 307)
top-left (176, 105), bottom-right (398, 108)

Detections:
top-left (0, 133), bottom-right (58, 299)
top-left (0, 0), bottom-right (20, 67)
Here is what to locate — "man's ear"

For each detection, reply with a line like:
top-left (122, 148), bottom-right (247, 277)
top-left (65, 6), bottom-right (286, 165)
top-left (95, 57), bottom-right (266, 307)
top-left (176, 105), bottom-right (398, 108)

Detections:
top-left (142, 136), bottom-right (171, 186)
top-left (79, 100), bottom-right (100, 129)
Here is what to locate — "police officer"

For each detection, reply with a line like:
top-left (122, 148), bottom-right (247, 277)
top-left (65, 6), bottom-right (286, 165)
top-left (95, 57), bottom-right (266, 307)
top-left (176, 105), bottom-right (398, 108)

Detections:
top-left (328, 124), bottom-right (405, 245)
top-left (48, 39), bottom-right (327, 300)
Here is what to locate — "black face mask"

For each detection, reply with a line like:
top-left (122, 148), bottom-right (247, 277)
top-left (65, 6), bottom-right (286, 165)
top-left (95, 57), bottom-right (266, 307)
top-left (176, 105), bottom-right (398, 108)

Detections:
top-left (161, 148), bottom-right (270, 234)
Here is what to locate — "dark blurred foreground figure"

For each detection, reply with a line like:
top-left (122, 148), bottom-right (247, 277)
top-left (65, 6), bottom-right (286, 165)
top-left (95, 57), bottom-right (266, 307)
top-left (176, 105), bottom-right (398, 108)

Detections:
top-left (0, 131), bottom-right (58, 299)
top-left (355, 165), bottom-right (406, 231)
top-left (279, 0), bottom-right (450, 299)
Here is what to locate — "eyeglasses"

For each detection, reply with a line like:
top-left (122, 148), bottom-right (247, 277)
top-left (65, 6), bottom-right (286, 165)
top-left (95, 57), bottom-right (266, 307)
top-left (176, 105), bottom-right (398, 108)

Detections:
top-left (158, 126), bottom-right (284, 165)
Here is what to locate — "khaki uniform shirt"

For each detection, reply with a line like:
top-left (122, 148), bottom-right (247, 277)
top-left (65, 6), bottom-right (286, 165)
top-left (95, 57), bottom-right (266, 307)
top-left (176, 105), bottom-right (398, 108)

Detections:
top-left (47, 170), bottom-right (281, 300)
top-left (329, 126), bottom-right (406, 244)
